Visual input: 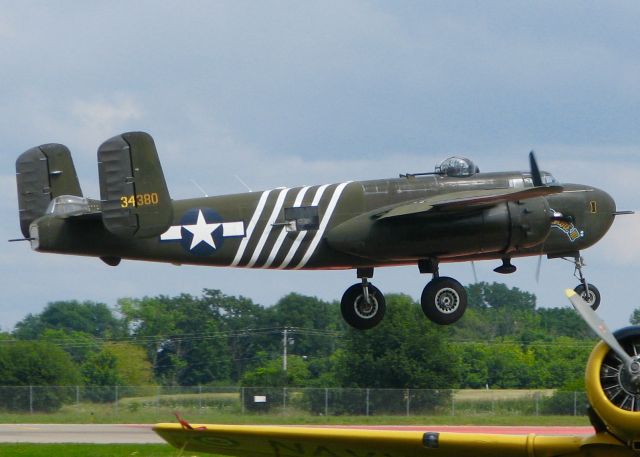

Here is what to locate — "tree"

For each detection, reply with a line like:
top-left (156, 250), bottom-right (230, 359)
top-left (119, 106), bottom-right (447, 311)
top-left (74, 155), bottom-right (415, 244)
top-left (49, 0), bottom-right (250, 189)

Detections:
top-left (40, 329), bottom-right (101, 364)
top-left (0, 341), bottom-right (80, 411)
top-left (119, 294), bottom-right (232, 385)
top-left (103, 342), bottom-right (154, 386)
top-left (200, 289), bottom-right (266, 382)
top-left (241, 356), bottom-right (310, 387)
top-left (265, 293), bottom-right (343, 359)
top-left (467, 282), bottom-right (536, 311)
top-left (485, 341), bottom-right (534, 388)
top-left (14, 300), bottom-right (123, 339)
top-left (81, 349), bottom-right (120, 402)
top-left (80, 342), bottom-right (154, 402)
top-left (332, 294), bottom-right (460, 389)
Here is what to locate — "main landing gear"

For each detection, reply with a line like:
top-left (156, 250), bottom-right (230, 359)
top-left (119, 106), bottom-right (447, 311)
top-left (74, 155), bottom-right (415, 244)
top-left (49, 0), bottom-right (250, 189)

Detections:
top-left (340, 268), bottom-right (386, 330)
top-left (418, 259), bottom-right (467, 326)
top-left (340, 262), bottom-right (468, 330)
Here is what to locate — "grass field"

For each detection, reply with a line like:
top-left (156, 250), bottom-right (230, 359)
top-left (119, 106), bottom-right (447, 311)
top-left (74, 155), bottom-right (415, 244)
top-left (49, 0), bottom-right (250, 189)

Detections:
top-left (0, 444), bottom-right (210, 457)
top-left (0, 388), bottom-right (587, 425)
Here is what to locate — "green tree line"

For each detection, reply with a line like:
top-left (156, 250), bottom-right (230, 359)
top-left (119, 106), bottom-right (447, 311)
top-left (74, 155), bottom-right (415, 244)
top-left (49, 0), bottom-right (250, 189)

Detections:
top-left (0, 282), bottom-right (603, 401)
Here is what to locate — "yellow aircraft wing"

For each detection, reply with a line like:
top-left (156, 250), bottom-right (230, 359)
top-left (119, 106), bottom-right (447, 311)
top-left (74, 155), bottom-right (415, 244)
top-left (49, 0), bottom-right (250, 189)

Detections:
top-left (152, 422), bottom-right (632, 457)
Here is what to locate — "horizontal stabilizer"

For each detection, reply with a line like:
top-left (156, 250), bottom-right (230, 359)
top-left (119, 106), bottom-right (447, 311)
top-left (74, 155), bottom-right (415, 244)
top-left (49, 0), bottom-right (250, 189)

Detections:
top-left (98, 131), bottom-right (172, 238)
top-left (376, 185), bottom-right (563, 220)
top-left (16, 143), bottom-right (83, 237)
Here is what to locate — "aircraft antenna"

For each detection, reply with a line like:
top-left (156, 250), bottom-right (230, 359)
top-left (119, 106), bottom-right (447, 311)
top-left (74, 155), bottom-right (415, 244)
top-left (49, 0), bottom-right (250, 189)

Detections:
top-left (190, 180), bottom-right (209, 197)
top-left (234, 175), bottom-right (253, 192)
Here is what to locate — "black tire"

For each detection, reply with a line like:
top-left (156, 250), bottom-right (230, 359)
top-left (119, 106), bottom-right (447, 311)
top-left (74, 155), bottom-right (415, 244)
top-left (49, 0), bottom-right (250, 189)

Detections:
top-left (340, 283), bottom-right (386, 330)
top-left (421, 277), bottom-right (467, 325)
top-left (574, 283), bottom-right (601, 310)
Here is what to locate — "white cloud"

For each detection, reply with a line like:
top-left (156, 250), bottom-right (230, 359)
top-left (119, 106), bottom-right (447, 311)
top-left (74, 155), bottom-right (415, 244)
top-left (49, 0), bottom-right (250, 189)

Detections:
top-left (70, 95), bottom-right (143, 145)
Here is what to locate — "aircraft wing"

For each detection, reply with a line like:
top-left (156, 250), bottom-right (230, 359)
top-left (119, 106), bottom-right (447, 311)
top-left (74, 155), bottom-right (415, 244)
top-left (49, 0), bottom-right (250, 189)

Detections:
top-left (376, 185), bottom-right (563, 220)
top-left (153, 422), bottom-right (629, 457)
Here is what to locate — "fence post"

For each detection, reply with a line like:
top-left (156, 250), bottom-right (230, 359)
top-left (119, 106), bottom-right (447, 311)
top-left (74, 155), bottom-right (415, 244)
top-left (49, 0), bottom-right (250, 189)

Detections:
top-left (324, 388), bottom-right (329, 416)
top-left (76, 385), bottom-right (80, 406)
top-left (535, 392), bottom-right (539, 416)
top-left (573, 391), bottom-right (577, 416)
top-left (366, 388), bottom-right (370, 416)
top-left (115, 385), bottom-right (119, 415)
top-left (241, 387), bottom-right (245, 414)
top-left (156, 385), bottom-right (161, 415)
top-left (406, 389), bottom-right (410, 417)
top-left (29, 386), bottom-right (33, 414)
top-left (283, 387), bottom-right (287, 412)
top-left (451, 390), bottom-right (455, 416)
top-left (198, 385), bottom-right (202, 409)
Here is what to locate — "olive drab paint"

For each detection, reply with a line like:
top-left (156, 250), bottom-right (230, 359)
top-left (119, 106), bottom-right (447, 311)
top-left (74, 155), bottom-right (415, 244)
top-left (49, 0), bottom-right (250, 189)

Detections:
top-left (15, 132), bottom-right (624, 330)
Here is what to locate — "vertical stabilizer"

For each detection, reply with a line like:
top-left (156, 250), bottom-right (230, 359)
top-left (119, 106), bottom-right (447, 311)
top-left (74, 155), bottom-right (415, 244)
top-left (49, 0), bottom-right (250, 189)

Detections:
top-left (16, 144), bottom-right (82, 238)
top-left (97, 131), bottom-right (172, 238)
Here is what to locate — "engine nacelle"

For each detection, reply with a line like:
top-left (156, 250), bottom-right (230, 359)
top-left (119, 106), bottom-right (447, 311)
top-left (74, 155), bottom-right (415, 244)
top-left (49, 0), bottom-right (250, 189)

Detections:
top-left (586, 326), bottom-right (640, 449)
top-left (327, 197), bottom-right (553, 262)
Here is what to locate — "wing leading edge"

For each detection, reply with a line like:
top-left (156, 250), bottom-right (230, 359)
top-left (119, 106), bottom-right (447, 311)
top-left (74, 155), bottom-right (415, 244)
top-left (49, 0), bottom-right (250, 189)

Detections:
top-left (375, 185), bottom-right (563, 220)
top-left (153, 423), bottom-right (630, 457)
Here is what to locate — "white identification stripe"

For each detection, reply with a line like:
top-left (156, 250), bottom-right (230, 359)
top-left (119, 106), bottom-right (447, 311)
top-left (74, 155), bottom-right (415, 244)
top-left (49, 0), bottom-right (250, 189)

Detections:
top-left (262, 186), bottom-right (311, 269)
top-left (160, 226), bottom-right (182, 241)
top-left (230, 190), bottom-right (271, 266)
top-left (246, 188), bottom-right (291, 268)
top-left (277, 184), bottom-right (330, 269)
top-left (293, 181), bottom-right (351, 270)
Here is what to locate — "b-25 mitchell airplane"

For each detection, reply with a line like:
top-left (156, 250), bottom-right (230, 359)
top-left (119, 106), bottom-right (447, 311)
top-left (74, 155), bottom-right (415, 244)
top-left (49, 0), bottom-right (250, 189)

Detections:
top-left (14, 132), bottom-right (623, 329)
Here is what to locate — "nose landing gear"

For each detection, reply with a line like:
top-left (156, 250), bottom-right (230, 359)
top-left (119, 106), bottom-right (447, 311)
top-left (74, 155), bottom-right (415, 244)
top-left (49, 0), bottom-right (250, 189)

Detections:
top-left (571, 255), bottom-right (601, 310)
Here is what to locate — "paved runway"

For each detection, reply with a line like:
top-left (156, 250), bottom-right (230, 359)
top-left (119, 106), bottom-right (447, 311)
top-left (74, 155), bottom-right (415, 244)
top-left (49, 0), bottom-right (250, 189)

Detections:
top-left (0, 424), bottom-right (164, 443)
top-left (0, 423), bottom-right (595, 443)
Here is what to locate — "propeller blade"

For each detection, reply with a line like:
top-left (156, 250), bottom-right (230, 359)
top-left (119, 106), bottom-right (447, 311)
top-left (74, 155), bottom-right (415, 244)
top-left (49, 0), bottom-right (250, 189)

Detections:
top-left (471, 261), bottom-right (478, 284)
top-left (535, 255), bottom-right (542, 284)
top-left (529, 150), bottom-right (543, 187)
top-left (565, 289), bottom-right (634, 367)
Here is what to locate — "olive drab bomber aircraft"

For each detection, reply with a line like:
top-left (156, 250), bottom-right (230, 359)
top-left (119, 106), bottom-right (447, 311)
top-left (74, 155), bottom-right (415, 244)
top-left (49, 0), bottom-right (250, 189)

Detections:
top-left (13, 131), bottom-right (627, 330)
top-left (153, 292), bottom-right (640, 456)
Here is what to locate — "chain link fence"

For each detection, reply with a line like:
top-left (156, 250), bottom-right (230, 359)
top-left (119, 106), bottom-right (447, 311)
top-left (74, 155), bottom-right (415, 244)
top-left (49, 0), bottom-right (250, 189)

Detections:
top-left (0, 386), bottom-right (589, 418)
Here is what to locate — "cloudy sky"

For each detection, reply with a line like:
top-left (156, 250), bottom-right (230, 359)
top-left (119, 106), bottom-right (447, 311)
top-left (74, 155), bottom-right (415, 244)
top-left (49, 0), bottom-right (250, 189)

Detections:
top-left (1, 1), bottom-right (639, 331)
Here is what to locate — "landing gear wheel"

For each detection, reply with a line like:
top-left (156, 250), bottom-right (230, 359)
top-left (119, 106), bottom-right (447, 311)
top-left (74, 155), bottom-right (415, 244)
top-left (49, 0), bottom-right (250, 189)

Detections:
top-left (574, 283), bottom-right (601, 311)
top-left (340, 283), bottom-right (386, 330)
top-left (421, 277), bottom-right (467, 325)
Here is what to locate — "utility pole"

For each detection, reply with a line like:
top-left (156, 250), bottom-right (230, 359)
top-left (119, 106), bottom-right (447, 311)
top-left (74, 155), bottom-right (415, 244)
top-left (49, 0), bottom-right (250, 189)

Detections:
top-left (283, 327), bottom-right (288, 371)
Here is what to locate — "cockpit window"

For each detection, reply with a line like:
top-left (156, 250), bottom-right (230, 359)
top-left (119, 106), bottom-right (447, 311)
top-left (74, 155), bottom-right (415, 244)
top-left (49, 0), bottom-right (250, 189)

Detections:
top-left (436, 157), bottom-right (478, 177)
top-left (46, 195), bottom-right (91, 218)
top-left (541, 173), bottom-right (558, 185)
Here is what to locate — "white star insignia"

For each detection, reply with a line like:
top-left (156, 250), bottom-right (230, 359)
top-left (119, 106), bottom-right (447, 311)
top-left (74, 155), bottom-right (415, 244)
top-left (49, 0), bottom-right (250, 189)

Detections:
top-left (182, 210), bottom-right (221, 250)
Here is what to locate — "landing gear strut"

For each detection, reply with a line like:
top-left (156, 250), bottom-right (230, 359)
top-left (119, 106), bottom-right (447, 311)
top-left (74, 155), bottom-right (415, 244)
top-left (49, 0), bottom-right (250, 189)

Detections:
top-left (419, 259), bottom-right (468, 325)
top-left (340, 268), bottom-right (386, 330)
top-left (571, 255), bottom-right (601, 310)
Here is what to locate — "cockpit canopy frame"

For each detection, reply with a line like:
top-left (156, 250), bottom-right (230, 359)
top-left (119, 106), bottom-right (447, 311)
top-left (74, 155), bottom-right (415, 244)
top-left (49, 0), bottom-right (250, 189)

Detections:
top-left (435, 157), bottom-right (479, 178)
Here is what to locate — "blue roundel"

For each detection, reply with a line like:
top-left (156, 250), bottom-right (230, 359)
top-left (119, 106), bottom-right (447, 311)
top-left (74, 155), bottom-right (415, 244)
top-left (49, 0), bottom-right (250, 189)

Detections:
top-left (179, 208), bottom-right (224, 256)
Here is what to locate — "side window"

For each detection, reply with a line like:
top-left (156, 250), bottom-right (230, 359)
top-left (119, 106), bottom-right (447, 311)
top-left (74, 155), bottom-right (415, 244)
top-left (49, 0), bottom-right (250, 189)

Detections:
top-left (284, 206), bottom-right (320, 232)
top-left (509, 177), bottom-right (524, 189)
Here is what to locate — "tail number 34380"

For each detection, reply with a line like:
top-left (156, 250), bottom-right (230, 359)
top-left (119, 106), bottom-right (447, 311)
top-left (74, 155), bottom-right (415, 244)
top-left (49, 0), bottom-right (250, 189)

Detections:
top-left (120, 193), bottom-right (160, 208)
